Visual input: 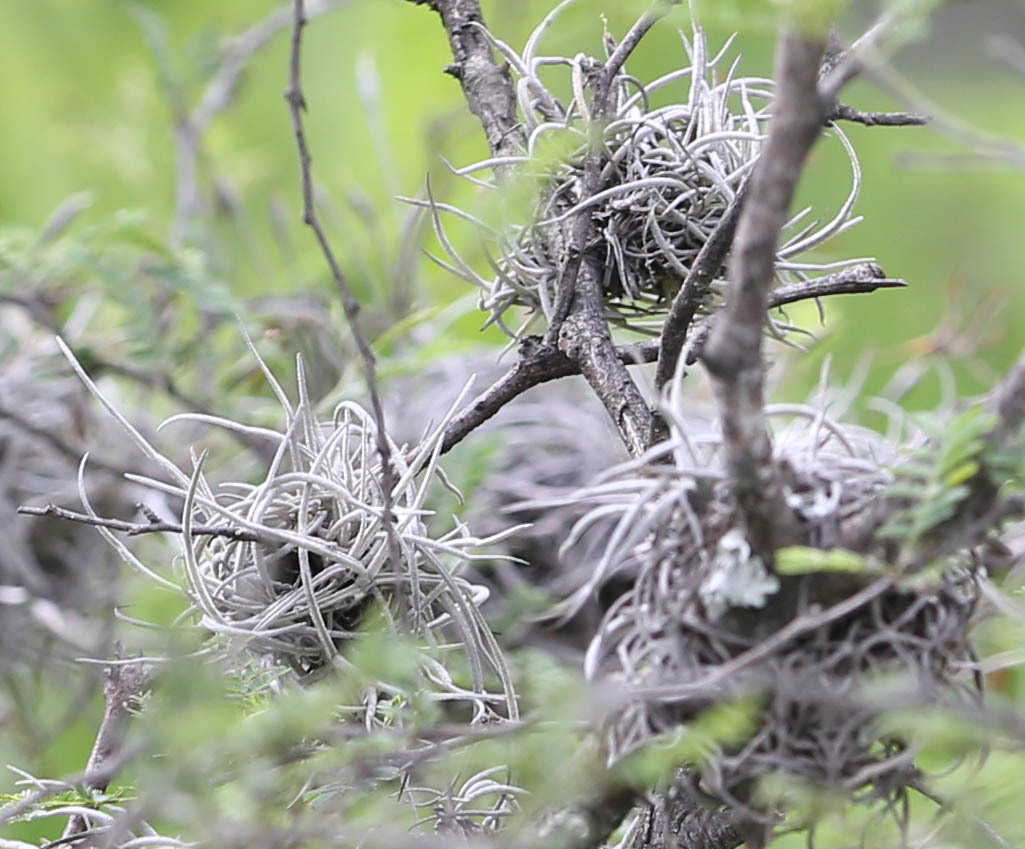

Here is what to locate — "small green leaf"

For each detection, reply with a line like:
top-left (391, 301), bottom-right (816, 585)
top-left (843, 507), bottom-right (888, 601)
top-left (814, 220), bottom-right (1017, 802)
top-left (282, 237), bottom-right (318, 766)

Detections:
top-left (776, 546), bottom-right (875, 576)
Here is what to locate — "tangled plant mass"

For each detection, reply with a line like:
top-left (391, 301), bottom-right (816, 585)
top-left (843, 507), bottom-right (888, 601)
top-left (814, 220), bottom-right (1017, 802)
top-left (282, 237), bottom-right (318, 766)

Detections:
top-left (422, 5), bottom-right (864, 338)
top-left (12, 1), bottom-right (1025, 847)
top-left (59, 335), bottom-right (517, 723)
top-left (565, 389), bottom-right (987, 826)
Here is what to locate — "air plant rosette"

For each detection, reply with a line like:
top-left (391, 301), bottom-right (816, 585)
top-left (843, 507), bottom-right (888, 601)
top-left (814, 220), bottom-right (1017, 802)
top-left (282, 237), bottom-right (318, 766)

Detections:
top-left (57, 335), bottom-right (518, 725)
top-left (564, 392), bottom-right (985, 828)
top-left (419, 5), bottom-right (865, 339)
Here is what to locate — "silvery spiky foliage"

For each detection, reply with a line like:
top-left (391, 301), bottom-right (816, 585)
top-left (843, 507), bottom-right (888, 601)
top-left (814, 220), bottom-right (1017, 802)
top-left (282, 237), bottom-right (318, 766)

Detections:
top-left (566, 387), bottom-right (983, 827)
top-left (59, 336), bottom-right (518, 723)
top-left (421, 4), bottom-right (863, 338)
top-left (405, 766), bottom-right (525, 836)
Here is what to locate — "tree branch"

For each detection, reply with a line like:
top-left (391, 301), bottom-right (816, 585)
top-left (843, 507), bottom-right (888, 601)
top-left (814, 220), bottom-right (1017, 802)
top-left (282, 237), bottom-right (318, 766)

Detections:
top-left (826, 102), bottom-right (928, 127)
top-left (632, 771), bottom-right (750, 849)
top-left (417, 1), bottom-right (675, 457)
top-left (439, 338), bottom-right (658, 455)
top-left (543, 4), bottom-right (677, 456)
top-left (655, 185), bottom-right (748, 396)
top-left (437, 261), bottom-right (906, 457)
top-left (410, 0), bottom-right (526, 167)
top-left (700, 29), bottom-right (828, 559)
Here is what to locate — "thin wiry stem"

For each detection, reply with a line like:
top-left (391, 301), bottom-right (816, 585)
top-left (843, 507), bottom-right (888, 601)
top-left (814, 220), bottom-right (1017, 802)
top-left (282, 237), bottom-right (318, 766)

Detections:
top-left (17, 503), bottom-right (266, 544)
top-left (284, 0), bottom-right (406, 615)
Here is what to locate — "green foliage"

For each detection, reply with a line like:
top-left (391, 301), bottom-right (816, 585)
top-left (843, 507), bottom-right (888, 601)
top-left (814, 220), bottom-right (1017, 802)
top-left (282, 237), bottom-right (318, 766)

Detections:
top-left (3, 2), bottom-right (1025, 848)
top-left (615, 699), bottom-right (762, 790)
top-left (879, 407), bottom-right (998, 544)
top-left (0, 786), bottom-right (134, 824)
top-left (776, 545), bottom-right (876, 576)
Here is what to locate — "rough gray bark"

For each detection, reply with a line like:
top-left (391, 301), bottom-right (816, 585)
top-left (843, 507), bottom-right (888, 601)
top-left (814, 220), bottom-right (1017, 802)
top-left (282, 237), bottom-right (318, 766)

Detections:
top-left (410, 0), bottom-right (526, 165)
top-left (700, 29), bottom-right (829, 561)
top-left (632, 772), bottom-right (751, 849)
top-left (416, 0), bottom-right (669, 457)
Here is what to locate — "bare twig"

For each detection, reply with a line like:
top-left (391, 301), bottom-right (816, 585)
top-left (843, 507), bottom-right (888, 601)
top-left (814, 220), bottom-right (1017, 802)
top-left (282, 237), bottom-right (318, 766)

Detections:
top-left (826, 102), bottom-right (928, 127)
top-left (284, 1), bottom-right (407, 613)
top-left (17, 503), bottom-right (265, 544)
top-left (817, 15), bottom-right (893, 104)
top-left (814, 16), bottom-right (930, 133)
top-left (595, 3), bottom-right (678, 102)
top-left (700, 29), bottom-right (829, 558)
top-left (769, 262), bottom-right (906, 307)
top-left (59, 648), bottom-right (149, 844)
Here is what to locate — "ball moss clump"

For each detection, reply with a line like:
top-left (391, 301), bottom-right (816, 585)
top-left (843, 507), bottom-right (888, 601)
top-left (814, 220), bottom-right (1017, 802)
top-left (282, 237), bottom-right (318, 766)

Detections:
top-left (420, 10), bottom-right (864, 339)
top-left (61, 337), bottom-right (517, 722)
top-left (567, 396), bottom-right (983, 829)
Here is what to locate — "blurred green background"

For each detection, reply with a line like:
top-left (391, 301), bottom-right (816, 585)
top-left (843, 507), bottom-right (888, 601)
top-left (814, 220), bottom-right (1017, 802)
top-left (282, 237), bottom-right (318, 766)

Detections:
top-left (2, 0), bottom-right (1025, 844)
top-left (3, 1), bottom-right (1024, 395)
